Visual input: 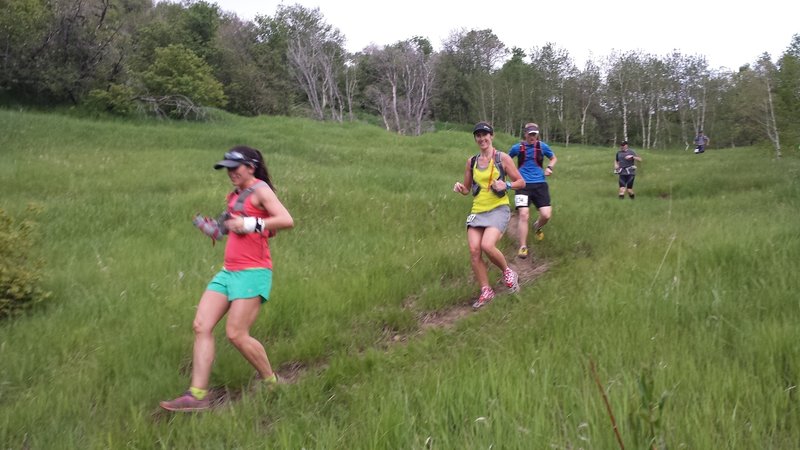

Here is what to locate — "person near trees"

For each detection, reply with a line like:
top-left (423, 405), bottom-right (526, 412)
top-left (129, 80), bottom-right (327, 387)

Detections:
top-left (453, 122), bottom-right (525, 309)
top-left (160, 146), bottom-right (294, 412)
top-left (506, 122), bottom-right (557, 259)
top-left (694, 130), bottom-right (710, 154)
top-left (614, 141), bottom-right (642, 200)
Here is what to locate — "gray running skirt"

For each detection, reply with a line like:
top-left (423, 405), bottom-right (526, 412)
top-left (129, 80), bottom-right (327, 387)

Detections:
top-left (465, 205), bottom-right (511, 232)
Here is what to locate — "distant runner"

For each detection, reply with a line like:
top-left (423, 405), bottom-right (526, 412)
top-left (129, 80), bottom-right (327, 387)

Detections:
top-left (694, 130), bottom-right (709, 154)
top-left (615, 140), bottom-right (642, 200)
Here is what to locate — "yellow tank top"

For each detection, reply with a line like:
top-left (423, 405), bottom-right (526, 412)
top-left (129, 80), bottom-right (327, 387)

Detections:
top-left (471, 153), bottom-right (510, 213)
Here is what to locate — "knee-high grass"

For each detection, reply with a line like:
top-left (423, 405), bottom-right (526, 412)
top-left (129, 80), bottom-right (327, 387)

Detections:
top-left (1, 109), bottom-right (798, 449)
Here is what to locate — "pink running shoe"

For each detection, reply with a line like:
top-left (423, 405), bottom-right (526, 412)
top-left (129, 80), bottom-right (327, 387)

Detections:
top-left (472, 286), bottom-right (495, 309)
top-left (159, 391), bottom-right (211, 412)
top-left (503, 268), bottom-right (519, 292)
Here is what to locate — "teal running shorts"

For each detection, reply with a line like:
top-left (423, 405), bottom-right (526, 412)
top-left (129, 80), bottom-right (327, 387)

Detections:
top-left (207, 268), bottom-right (272, 303)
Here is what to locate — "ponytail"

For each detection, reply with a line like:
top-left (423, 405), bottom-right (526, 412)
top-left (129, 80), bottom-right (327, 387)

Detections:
top-left (252, 149), bottom-right (275, 191)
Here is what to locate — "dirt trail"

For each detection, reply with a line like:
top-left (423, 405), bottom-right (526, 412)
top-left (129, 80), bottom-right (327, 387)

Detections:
top-left (155, 217), bottom-right (549, 413)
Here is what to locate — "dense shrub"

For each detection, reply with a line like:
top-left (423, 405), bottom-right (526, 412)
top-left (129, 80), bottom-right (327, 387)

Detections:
top-left (84, 84), bottom-right (137, 116)
top-left (0, 207), bottom-right (50, 319)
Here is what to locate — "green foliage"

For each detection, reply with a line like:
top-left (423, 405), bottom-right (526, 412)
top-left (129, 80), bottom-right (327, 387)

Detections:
top-left (139, 44), bottom-right (227, 113)
top-left (0, 0), bottom-right (136, 104)
top-left (129, 1), bottom-right (221, 72)
top-left (0, 0), bottom-right (53, 99)
top-left (1, 1), bottom-right (799, 149)
top-left (628, 366), bottom-right (669, 448)
top-left (776, 37), bottom-right (800, 149)
top-left (0, 206), bottom-right (50, 319)
top-left (84, 84), bottom-right (137, 116)
top-left (212, 17), bottom-right (295, 116)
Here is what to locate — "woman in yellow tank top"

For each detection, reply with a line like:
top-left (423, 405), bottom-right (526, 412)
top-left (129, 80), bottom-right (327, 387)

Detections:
top-left (453, 122), bottom-right (525, 309)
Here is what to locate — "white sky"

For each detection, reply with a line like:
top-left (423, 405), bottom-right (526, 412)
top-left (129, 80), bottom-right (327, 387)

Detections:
top-left (214, 0), bottom-right (798, 70)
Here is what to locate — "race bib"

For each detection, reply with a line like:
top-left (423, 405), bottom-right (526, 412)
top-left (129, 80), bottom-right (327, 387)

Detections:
top-left (514, 195), bottom-right (529, 207)
top-left (465, 214), bottom-right (476, 225)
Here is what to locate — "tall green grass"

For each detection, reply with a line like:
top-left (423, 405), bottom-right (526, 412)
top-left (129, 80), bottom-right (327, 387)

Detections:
top-left (1, 109), bottom-right (798, 449)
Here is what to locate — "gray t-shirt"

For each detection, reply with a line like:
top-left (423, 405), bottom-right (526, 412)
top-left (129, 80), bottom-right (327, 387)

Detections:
top-left (616, 149), bottom-right (638, 175)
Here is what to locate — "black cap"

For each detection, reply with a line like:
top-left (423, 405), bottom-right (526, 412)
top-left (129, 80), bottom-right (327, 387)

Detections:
top-left (620, 140), bottom-right (629, 146)
top-left (473, 122), bottom-right (493, 135)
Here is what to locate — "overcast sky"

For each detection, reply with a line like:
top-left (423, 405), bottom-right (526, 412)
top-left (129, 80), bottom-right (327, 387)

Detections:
top-left (213, 0), bottom-right (798, 70)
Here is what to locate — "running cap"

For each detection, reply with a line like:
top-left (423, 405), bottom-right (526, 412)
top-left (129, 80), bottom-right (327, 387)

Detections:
top-left (524, 123), bottom-right (539, 134)
top-left (473, 122), bottom-right (494, 134)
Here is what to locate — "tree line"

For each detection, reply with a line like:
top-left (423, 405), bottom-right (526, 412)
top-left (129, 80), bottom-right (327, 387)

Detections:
top-left (2, 1), bottom-right (798, 153)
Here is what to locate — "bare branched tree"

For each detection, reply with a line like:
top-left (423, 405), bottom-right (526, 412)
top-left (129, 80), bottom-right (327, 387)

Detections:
top-left (135, 95), bottom-right (207, 120)
top-left (280, 5), bottom-right (346, 122)
top-left (578, 60), bottom-right (602, 144)
top-left (755, 55), bottom-right (782, 158)
top-left (362, 38), bottom-right (437, 135)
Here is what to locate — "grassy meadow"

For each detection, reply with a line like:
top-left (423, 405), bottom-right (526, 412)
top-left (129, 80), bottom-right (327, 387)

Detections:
top-left (1, 109), bottom-right (799, 449)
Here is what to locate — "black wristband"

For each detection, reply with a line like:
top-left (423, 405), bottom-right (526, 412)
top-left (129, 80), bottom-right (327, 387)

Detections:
top-left (547, 165), bottom-right (553, 171)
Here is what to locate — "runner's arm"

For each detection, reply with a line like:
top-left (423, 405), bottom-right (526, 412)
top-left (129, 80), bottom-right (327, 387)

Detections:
top-left (499, 153), bottom-right (524, 190)
top-left (253, 186), bottom-right (294, 232)
top-left (545, 154), bottom-right (557, 175)
top-left (453, 157), bottom-right (473, 195)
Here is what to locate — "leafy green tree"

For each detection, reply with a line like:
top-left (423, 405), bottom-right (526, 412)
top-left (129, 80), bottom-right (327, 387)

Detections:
top-left (0, 0), bottom-right (141, 104)
top-left (775, 34), bottom-right (800, 149)
top-left (493, 47), bottom-right (536, 135)
top-left (529, 43), bottom-right (578, 143)
top-left (430, 50), bottom-right (472, 124)
top-left (433, 29), bottom-right (506, 124)
top-left (130, 1), bottom-right (221, 71)
top-left (722, 64), bottom-right (766, 146)
top-left (211, 16), bottom-right (281, 116)
top-left (247, 8), bottom-right (310, 116)
top-left (138, 44), bottom-right (226, 117)
top-left (181, 0), bottom-right (222, 61)
top-left (0, 0), bottom-right (52, 99)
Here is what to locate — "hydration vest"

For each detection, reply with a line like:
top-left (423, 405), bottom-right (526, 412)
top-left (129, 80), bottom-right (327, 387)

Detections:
top-left (221, 180), bottom-right (276, 237)
top-left (470, 150), bottom-right (506, 197)
top-left (228, 180), bottom-right (268, 215)
top-left (517, 140), bottom-right (543, 168)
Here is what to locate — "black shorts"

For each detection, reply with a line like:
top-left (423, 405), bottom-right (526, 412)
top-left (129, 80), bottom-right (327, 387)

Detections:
top-left (619, 174), bottom-right (635, 189)
top-left (514, 183), bottom-right (551, 209)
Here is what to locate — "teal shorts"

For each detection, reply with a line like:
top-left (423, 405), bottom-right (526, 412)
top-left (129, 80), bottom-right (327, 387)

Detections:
top-left (207, 268), bottom-right (272, 303)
